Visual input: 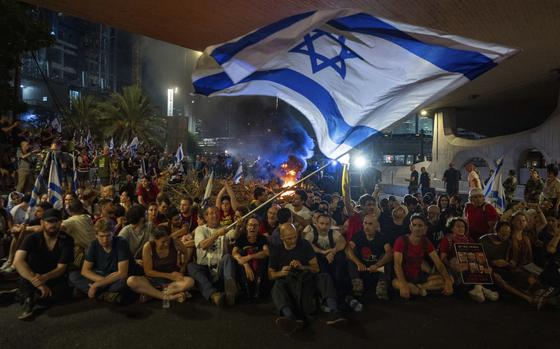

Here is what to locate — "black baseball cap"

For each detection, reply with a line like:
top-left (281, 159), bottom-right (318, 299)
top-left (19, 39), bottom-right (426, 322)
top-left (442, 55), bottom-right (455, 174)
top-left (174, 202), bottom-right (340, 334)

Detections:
top-left (42, 208), bottom-right (62, 222)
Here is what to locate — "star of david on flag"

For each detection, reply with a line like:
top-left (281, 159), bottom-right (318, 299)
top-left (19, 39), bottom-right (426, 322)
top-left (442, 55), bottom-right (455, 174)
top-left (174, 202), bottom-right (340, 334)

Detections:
top-left (192, 9), bottom-right (517, 159)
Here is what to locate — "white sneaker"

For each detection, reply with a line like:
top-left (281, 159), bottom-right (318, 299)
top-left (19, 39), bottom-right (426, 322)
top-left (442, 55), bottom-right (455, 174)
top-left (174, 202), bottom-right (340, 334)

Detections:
top-left (0, 261), bottom-right (11, 271)
top-left (481, 287), bottom-right (499, 301)
top-left (469, 287), bottom-right (485, 303)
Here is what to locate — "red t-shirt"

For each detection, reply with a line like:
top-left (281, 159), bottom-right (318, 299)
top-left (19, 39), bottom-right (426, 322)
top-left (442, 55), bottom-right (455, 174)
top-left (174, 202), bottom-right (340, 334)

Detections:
top-left (464, 203), bottom-right (498, 241)
top-left (137, 183), bottom-right (159, 207)
top-left (439, 234), bottom-right (472, 258)
top-left (346, 212), bottom-right (363, 241)
top-left (394, 235), bottom-right (435, 280)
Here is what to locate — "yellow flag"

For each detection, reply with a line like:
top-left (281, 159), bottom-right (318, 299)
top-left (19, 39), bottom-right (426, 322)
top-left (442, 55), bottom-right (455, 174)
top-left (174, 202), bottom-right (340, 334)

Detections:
top-left (341, 164), bottom-right (349, 197)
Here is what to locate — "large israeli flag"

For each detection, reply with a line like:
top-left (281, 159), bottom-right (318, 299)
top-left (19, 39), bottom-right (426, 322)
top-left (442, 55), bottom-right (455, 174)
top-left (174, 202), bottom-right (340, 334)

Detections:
top-left (193, 9), bottom-right (517, 158)
top-left (483, 157), bottom-right (506, 212)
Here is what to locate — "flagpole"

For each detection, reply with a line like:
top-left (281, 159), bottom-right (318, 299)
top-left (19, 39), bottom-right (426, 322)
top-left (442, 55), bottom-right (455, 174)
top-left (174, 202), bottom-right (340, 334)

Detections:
top-left (225, 152), bottom-right (349, 231)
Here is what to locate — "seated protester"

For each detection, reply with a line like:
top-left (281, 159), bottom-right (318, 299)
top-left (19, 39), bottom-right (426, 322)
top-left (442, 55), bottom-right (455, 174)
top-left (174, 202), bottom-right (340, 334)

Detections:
top-left (343, 193), bottom-right (379, 242)
top-left (127, 226), bottom-right (194, 303)
top-left (94, 198), bottom-right (117, 225)
top-left (232, 217), bottom-right (270, 298)
top-left (137, 176), bottom-right (159, 208)
top-left (538, 219), bottom-right (560, 303)
top-left (10, 194), bottom-right (30, 225)
top-left (303, 212), bottom-right (349, 300)
top-left (179, 197), bottom-right (198, 234)
top-left (345, 214), bottom-right (393, 300)
top-left (187, 206), bottom-right (242, 307)
top-left (380, 204), bottom-right (409, 246)
top-left (1, 202), bottom-right (53, 275)
top-left (69, 218), bottom-right (130, 303)
top-left (378, 198), bottom-right (393, 229)
top-left (392, 214), bottom-right (454, 299)
top-left (269, 223), bottom-right (347, 333)
top-left (248, 187), bottom-right (271, 222)
top-left (284, 189), bottom-right (312, 231)
top-left (259, 205), bottom-right (279, 237)
top-left (118, 205), bottom-right (153, 267)
top-left (114, 204), bottom-right (127, 233)
top-left (464, 188), bottom-right (498, 241)
top-left (329, 194), bottom-right (346, 227)
top-left (154, 193), bottom-right (171, 225)
top-left (147, 202), bottom-right (158, 225)
top-left (80, 188), bottom-right (98, 217)
top-left (61, 200), bottom-right (96, 269)
top-left (439, 217), bottom-right (499, 303)
top-left (215, 181), bottom-right (238, 227)
top-left (119, 190), bottom-right (133, 213)
top-left (166, 206), bottom-right (195, 265)
top-left (269, 207), bottom-right (293, 249)
top-left (426, 205), bottom-right (445, 248)
top-left (12, 209), bottom-right (74, 320)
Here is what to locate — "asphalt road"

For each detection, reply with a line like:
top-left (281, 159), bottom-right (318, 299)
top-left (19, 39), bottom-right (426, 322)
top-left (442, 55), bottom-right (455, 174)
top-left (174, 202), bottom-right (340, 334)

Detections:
top-left (1, 287), bottom-right (559, 349)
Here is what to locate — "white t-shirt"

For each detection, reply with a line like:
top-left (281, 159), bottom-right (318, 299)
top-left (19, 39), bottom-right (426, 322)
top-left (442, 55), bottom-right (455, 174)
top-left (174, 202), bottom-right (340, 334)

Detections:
top-left (194, 224), bottom-right (236, 267)
top-left (304, 229), bottom-right (343, 250)
top-left (285, 204), bottom-right (312, 221)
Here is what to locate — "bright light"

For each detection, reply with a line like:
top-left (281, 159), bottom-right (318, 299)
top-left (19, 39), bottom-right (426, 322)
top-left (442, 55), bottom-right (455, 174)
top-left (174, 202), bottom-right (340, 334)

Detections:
top-left (353, 155), bottom-right (367, 169)
top-left (20, 85), bottom-right (24, 88)
top-left (224, 150), bottom-right (228, 154)
top-left (420, 109), bottom-right (428, 116)
top-left (174, 87), bottom-right (178, 94)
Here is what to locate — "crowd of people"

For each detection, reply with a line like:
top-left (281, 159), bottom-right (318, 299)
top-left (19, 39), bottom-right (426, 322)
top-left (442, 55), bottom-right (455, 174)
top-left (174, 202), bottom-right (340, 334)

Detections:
top-left (0, 116), bottom-right (560, 333)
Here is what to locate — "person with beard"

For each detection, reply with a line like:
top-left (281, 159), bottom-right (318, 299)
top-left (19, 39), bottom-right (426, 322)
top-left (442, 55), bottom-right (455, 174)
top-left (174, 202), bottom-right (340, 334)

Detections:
top-left (426, 205), bottom-right (445, 248)
top-left (179, 197), bottom-right (198, 234)
top-left (249, 187), bottom-right (271, 222)
top-left (12, 209), bottom-right (74, 320)
top-left (343, 193), bottom-right (380, 242)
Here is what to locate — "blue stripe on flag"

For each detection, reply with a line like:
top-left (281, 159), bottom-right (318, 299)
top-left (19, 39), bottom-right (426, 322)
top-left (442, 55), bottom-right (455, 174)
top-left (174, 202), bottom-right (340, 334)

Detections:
top-left (194, 68), bottom-right (378, 148)
top-left (211, 11), bottom-right (316, 65)
top-left (327, 13), bottom-right (496, 80)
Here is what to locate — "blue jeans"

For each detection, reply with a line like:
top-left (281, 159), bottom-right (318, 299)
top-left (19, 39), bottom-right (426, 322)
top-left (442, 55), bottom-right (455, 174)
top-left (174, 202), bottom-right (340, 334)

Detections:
top-left (187, 254), bottom-right (236, 300)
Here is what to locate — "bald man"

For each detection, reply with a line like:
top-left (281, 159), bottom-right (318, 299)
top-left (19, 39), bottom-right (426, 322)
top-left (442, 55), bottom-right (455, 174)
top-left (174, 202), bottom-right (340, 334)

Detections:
top-left (269, 224), bottom-right (346, 333)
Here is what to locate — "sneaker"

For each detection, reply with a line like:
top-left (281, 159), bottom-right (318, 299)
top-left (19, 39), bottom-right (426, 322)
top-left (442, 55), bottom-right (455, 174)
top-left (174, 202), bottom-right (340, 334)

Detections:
top-left (481, 287), bottom-right (499, 302)
top-left (468, 287), bottom-right (485, 303)
top-left (320, 304), bottom-right (332, 313)
top-left (210, 292), bottom-right (225, 308)
top-left (347, 297), bottom-right (363, 312)
top-left (376, 280), bottom-right (390, 300)
top-left (276, 316), bottom-right (305, 333)
top-left (224, 278), bottom-right (237, 306)
top-left (18, 297), bottom-right (35, 321)
top-left (351, 278), bottom-right (364, 297)
top-left (326, 312), bottom-right (348, 327)
top-left (0, 265), bottom-right (16, 274)
top-left (536, 287), bottom-right (557, 310)
top-left (0, 260), bottom-right (11, 271)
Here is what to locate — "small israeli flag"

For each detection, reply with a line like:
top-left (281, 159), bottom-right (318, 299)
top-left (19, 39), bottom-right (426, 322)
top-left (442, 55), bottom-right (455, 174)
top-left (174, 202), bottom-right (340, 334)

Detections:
top-left (233, 164), bottom-right (243, 184)
top-left (175, 143), bottom-right (184, 164)
top-left (483, 157), bottom-right (506, 212)
top-left (193, 9), bottom-right (517, 158)
top-left (48, 154), bottom-right (64, 210)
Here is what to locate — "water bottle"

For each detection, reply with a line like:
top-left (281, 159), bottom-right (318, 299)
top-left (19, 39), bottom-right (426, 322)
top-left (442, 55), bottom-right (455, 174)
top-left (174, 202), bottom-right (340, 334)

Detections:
top-left (162, 287), bottom-right (170, 309)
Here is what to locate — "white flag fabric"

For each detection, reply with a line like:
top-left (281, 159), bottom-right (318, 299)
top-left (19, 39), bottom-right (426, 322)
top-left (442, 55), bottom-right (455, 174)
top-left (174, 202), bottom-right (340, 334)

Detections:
top-left (233, 164), bottom-right (243, 184)
top-left (193, 9), bottom-right (517, 158)
top-left (109, 137), bottom-right (115, 152)
top-left (483, 157), bottom-right (506, 212)
top-left (203, 171), bottom-right (214, 202)
top-left (175, 143), bottom-right (184, 164)
top-left (48, 155), bottom-right (64, 210)
top-left (129, 137), bottom-right (139, 157)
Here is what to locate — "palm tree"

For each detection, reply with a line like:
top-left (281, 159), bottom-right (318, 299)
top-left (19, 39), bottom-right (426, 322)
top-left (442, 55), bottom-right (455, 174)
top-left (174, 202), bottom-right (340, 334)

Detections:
top-left (98, 85), bottom-right (165, 146)
top-left (62, 95), bottom-right (101, 138)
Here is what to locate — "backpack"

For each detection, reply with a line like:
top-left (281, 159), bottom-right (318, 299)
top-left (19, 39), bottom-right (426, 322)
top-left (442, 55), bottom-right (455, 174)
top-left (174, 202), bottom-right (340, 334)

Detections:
top-left (311, 225), bottom-right (335, 250)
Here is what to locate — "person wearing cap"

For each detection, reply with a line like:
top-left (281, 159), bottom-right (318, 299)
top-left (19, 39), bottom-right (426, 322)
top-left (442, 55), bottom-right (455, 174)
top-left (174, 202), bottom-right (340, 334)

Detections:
top-left (69, 218), bottom-right (130, 303)
top-left (464, 188), bottom-right (499, 241)
top-left (392, 214), bottom-right (454, 299)
top-left (12, 208), bottom-right (75, 320)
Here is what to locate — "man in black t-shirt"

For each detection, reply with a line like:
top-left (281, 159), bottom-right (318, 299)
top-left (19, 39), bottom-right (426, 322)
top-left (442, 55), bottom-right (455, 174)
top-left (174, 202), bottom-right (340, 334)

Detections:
top-left (406, 165), bottom-right (419, 194)
top-left (426, 205), bottom-right (445, 248)
top-left (233, 217), bottom-right (270, 298)
top-left (69, 218), bottom-right (130, 302)
top-left (12, 209), bottom-right (74, 320)
top-left (269, 224), bottom-right (346, 333)
top-left (443, 162), bottom-right (461, 196)
top-left (345, 214), bottom-right (393, 299)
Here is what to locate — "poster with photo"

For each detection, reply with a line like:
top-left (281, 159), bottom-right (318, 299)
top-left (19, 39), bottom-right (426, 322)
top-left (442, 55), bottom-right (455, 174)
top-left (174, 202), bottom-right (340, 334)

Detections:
top-left (454, 243), bottom-right (493, 285)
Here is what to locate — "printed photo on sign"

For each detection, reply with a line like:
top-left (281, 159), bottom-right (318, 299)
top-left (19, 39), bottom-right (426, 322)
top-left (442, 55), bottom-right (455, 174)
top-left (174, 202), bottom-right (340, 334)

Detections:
top-left (453, 243), bottom-right (493, 285)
